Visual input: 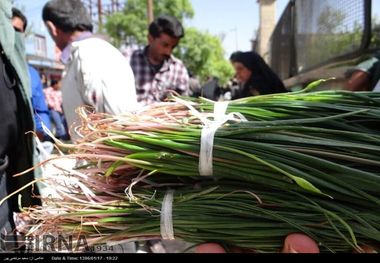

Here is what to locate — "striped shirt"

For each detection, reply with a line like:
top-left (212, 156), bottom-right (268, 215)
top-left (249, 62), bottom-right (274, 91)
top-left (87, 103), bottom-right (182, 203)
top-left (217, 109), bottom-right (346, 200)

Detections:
top-left (43, 87), bottom-right (63, 113)
top-left (128, 47), bottom-right (190, 106)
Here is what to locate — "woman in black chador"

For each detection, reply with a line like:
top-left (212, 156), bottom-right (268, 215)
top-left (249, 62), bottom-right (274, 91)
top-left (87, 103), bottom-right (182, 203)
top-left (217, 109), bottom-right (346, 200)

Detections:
top-left (230, 51), bottom-right (287, 98)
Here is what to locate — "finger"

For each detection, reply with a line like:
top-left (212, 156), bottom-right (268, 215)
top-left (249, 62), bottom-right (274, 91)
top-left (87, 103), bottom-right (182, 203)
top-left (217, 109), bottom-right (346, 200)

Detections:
top-left (355, 245), bottom-right (378, 253)
top-left (282, 233), bottom-right (320, 253)
top-left (195, 243), bottom-right (226, 253)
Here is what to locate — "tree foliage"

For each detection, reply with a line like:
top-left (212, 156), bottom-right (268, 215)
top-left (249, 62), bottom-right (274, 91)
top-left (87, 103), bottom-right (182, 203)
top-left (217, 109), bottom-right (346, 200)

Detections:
top-left (175, 28), bottom-right (234, 85)
top-left (371, 16), bottom-right (380, 48)
top-left (105, 0), bottom-right (234, 86)
top-left (317, 6), bottom-right (345, 34)
top-left (105, 0), bottom-right (194, 47)
top-left (299, 6), bottom-right (365, 71)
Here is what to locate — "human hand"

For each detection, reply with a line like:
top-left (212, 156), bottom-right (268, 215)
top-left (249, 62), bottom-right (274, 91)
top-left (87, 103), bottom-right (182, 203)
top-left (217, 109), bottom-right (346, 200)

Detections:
top-left (345, 70), bottom-right (370, 91)
top-left (195, 233), bottom-right (320, 253)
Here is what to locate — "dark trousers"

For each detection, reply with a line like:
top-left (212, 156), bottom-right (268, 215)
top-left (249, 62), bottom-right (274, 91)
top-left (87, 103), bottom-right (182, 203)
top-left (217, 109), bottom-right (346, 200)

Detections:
top-left (49, 110), bottom-right (68, 140)
top-left (0, 156), bottom-right (17, 252)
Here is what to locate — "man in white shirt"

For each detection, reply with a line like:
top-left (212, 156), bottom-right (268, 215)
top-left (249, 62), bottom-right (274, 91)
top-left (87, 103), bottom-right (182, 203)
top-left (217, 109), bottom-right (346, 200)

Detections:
top-left (42, 0), bottom-right (138, 135)
top-left (41, 0), bottom-right (138, 252)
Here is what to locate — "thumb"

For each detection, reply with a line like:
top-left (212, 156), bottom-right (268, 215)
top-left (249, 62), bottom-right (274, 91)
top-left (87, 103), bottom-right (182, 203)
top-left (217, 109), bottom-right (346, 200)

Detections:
top-left (195, 243), bottom-right (226, 253)
top-left (282, 233), bottom-right (320, 253)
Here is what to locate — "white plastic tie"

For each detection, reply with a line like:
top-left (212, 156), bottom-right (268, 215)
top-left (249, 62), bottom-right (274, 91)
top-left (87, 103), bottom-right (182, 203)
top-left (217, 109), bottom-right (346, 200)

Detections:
top-left (199, 102), bottom-right (230, 176)
top-left (174, 97), bottom-right (209, 125)
top-left (174, 98), bottom-right (247, 176)
top-left (160, 190), bottom-right (175, 240)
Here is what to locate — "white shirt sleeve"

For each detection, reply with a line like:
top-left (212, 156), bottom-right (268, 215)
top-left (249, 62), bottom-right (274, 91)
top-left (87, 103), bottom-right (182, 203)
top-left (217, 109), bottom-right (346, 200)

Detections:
top-left (356, 57), bottom-right (379, 74)
top-left (76, 38), bottom-right (139, 115)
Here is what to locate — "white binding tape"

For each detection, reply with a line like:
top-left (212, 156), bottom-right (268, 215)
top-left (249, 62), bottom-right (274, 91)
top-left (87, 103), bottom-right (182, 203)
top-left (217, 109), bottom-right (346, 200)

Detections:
top-left (199, 101), bottom-right (230, 176)
top-left (160, 190), bottom-right (175, 240)
top-left (199, 124), bottom-right (219, 176)
top-left (174, 98), bottom-right (247, 176)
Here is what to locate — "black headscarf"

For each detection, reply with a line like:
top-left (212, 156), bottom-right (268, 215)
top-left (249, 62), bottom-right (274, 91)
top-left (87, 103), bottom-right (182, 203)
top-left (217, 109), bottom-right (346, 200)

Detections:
top-left (230, 51), bottom-right (287, 98)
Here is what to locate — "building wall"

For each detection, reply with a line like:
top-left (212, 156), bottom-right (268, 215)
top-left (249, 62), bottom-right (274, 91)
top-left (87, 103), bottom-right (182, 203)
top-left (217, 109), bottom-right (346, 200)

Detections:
top-left (257, 0), bottom-right (276, 62)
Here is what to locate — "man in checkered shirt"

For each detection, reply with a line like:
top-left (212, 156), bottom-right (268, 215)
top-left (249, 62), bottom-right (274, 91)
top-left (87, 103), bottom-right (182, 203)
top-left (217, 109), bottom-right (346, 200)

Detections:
top-left (128, 15), bottom-right (190, 106)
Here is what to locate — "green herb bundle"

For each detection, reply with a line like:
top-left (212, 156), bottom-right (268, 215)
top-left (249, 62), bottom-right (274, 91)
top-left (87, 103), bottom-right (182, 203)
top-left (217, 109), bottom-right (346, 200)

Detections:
top-left (12, 85), bottom-right (380, 253)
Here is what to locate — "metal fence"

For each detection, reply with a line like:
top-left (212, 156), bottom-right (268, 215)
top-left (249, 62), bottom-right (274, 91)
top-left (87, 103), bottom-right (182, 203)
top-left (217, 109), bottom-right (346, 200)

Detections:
top-left (269, 2), bottom-right (294, 80)
top-left (371, 0), bottom-right (380, 49)
top-left (270, 0), bottom-right (371, 80)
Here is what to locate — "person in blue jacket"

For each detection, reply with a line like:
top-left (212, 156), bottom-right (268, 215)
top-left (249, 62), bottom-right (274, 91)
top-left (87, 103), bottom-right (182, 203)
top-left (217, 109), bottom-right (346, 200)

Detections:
top-left (29, 65), bottom-right (52, 141)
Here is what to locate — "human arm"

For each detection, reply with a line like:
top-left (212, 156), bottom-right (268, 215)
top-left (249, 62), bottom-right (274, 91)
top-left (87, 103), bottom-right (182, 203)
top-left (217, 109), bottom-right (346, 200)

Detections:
top-left (345, 70), bottom-right (371, 91)
top-left (29, 66), bottom-right (51, 138)
top-left (345, 56), bottom-right (379, 91)
top-left (174, 61), bottom-right (190, 97)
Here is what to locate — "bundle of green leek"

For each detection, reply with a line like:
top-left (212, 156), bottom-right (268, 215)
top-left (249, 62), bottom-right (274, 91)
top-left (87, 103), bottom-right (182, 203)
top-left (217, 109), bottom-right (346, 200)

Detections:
top-left (8, 82), bottom-right (380, 253)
